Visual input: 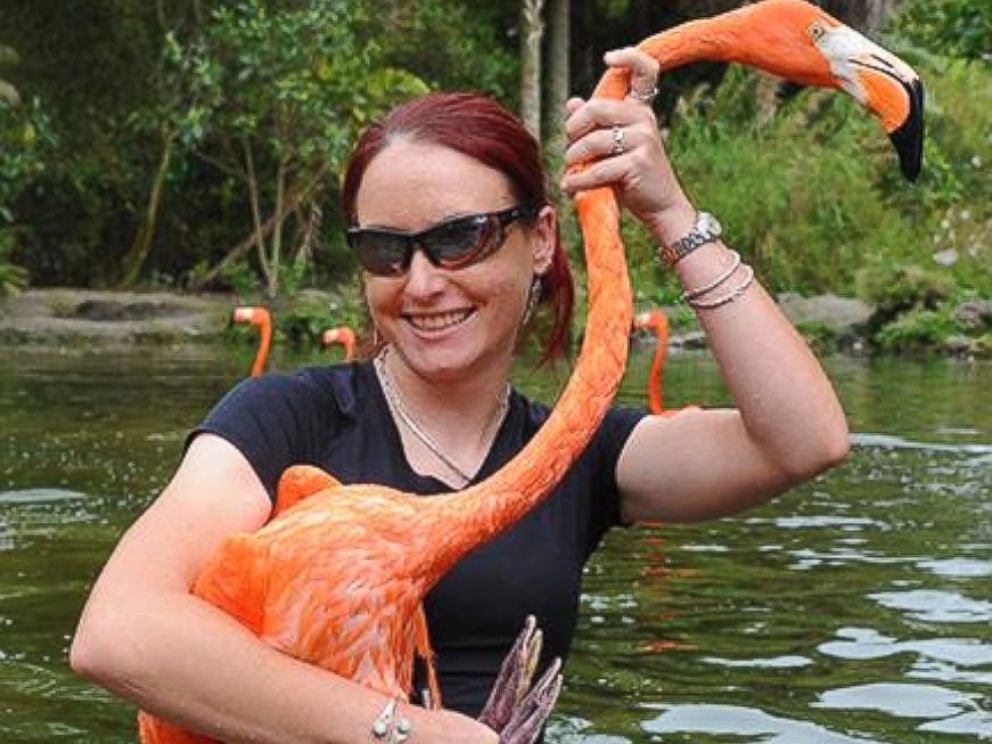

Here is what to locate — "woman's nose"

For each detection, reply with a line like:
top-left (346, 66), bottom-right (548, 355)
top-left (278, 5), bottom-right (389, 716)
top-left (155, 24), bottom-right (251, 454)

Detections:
top-left (403, 247), bottom-right (446, 298)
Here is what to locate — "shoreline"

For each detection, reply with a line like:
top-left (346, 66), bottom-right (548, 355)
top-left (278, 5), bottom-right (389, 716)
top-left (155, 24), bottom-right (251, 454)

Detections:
top-left (1, 287), bottom-right (989, 358)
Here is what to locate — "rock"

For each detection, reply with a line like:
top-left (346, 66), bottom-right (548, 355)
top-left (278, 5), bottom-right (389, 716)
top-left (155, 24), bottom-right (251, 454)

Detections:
top-left (0, 288), bottom-right (235, 346)
top-left (777, 293), bottom-right (873, 333)
top-left (954, 299), bottom-right (992, 331)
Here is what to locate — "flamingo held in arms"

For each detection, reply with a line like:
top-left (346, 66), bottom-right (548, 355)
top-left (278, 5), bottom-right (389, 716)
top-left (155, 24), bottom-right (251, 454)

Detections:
top-left (321, 325), bottom-right (357, 361)
top-left (231, 306), bottom-right (272, 377)
top-left (139, 2), bottom-right (923, 741)
top-left (633, 309), bottom-right (699, 417)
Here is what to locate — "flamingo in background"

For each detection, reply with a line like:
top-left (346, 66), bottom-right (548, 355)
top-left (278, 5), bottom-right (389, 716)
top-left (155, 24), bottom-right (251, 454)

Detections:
top-left (633, 309), bottom-right (699, 418)
top-left (231, 306), bottom-right (272, 377)
top-left (139, 2), bottom-right (923, 741)
top-left (321, 325), bottom-right (357, 361)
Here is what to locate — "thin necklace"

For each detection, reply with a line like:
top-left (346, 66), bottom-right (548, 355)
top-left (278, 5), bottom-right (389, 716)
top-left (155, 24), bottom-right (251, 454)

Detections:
top-left (374, 348), bottom-right (510, 484)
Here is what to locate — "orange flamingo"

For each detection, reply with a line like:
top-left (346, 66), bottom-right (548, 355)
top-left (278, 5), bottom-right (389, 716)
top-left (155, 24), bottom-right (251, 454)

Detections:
top-left (321, 325), bottom-right (357, 361)
top-left (139, 2), bottom-right (922, 741)
top-left (632, 309), bottom-right (700, 418)
top-left (231, 306), bottom-right (272, 377)
top-left (627, 0), bottom-right (924, 180)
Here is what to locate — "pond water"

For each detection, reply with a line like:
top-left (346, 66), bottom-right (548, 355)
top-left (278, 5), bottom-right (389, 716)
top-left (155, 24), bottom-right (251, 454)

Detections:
top-left (1, 345), bottom-right (990, 742)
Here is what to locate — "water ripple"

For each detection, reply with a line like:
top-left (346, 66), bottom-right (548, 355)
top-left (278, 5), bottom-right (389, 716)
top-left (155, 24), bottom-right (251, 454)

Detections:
top-left (641, 703), bottom-right (884, 743)
top-left (870, 589), bottom-right (992, 623)
top-left (813, 682), bottom-right (982, 719)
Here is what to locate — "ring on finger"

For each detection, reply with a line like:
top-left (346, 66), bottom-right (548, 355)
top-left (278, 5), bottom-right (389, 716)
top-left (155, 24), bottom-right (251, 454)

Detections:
top-left (629, 85), bottom-right (659, 104)
top-left (610, 125), bottom-right (626, 156)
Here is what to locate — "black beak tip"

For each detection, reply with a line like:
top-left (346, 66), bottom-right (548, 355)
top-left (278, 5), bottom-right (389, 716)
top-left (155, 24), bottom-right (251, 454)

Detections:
top-left (888, 79), bottom-right (925, 182)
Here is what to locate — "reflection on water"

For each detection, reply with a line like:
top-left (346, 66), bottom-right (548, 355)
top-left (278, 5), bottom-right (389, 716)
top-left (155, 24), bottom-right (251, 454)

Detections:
top-left (1, 348), bottom-right (990, 742)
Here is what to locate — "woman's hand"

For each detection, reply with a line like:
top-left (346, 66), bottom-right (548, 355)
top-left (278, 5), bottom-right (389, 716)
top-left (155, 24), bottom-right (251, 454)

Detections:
top-left (560, 47), bottom-right (696, 245)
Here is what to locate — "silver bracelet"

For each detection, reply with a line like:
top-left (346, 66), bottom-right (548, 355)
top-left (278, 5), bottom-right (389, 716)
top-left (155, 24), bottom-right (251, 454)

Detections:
top-left (680, 250), bottom-right (741, 302)
top-left (371, 697), bottom-right (413, 743)
top-left (686, 263), bottom-right (756, 310)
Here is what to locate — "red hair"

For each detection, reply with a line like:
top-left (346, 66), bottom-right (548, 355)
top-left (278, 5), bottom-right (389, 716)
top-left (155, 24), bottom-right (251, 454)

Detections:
top-left (341, 91), bottom-right (574, 363)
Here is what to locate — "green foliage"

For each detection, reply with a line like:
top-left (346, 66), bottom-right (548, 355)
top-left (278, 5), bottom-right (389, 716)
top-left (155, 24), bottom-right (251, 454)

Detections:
top-left (874, 305), bottom-right (963, 352)
top-left (162, 0), bottom-right (430, 297)
top-left (374, 1), bottom-right (517, 103)
top-left (278, 284), bottom-right (367, 349)
top-left (856, 263), bottom-right (955, 318)
top-left (892, 0), bottom-right (992, 63)
top-left (0, 229), bottom-right (28, 297)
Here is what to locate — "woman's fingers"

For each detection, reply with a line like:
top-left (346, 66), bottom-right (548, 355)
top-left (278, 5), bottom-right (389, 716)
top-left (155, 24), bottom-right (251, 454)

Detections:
top-left (564, 124), bottom-right (643, 168)
top-left (564, 97), bottom-right (653, 143)
top-left (560, 153), bottom-right (632, 195)
top-left (604, 46), bottom-right (660, 102)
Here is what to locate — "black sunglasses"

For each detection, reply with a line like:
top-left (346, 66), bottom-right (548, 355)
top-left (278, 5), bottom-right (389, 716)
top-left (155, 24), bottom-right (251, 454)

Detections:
top-left (346, 204), bottom-right (539, 277)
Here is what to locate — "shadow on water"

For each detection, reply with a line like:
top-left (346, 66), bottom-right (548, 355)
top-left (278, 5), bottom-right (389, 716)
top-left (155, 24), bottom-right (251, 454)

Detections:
top-left (1, 346), bottom-right (990, 742)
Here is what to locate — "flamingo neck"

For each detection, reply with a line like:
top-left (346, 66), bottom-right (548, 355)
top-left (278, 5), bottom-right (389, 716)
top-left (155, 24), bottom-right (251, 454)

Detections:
top-left (420, 188), bottom-right (632, 583)
top-left (251, 319), bottom-right (272, 377)
top-left (636, 16), bottom-right (742, 74)
top-left (648, 337), bottom-right (665, 415)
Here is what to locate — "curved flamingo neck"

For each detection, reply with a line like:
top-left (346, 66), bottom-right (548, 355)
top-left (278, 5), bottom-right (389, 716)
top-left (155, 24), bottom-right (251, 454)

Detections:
top-left (647, 319), bottom-right (668, 416)
top-left (422, 186), bottom-right (631, 581)
top-left (251, 314), bottom-right (272, 377)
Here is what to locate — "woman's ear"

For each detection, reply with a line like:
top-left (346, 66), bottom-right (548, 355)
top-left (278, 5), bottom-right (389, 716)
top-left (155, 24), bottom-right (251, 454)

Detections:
top-left (532, 205), bottom-right (556, 275)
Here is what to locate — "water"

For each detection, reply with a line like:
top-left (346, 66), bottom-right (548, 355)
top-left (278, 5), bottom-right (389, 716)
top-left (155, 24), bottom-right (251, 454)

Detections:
top-left (1, 345), bottom-right (990, 742)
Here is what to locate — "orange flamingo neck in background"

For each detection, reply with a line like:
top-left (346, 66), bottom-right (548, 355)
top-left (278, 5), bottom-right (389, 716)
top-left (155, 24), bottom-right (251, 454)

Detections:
top-left (321, 327), bottom-right (357, 362)
top-left (233, 306), bottom-right (272, 377)
top-left (634, 310), bottom-right (668, 415)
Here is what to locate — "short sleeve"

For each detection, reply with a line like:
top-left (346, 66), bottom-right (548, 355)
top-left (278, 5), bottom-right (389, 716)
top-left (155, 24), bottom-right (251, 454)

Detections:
top-left (584, 404), bottom-right (649, 554)
top-left (185, 372), bottom-right (328, 502)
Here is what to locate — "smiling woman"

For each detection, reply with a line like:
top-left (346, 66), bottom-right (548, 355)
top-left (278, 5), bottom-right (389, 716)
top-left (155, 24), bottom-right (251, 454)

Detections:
top-left (71, 33), bottom-right (855, 744)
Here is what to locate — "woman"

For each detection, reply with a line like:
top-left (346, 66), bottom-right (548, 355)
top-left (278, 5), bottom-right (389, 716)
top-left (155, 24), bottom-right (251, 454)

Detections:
top-left (71, 50), bottom-right (849, 743)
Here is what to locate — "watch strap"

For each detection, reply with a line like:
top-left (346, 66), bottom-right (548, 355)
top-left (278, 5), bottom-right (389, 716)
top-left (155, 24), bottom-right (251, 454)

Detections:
top-left (659, 212), bottom-right (721, 266)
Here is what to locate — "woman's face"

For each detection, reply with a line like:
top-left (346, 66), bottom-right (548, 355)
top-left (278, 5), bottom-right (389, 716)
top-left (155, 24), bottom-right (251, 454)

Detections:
top-left (356, 139), bottom-right (554, 383)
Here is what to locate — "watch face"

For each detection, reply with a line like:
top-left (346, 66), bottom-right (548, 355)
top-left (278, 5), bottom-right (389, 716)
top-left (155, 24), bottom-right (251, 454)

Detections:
top-left (699, 212), bottom-right (722, 238)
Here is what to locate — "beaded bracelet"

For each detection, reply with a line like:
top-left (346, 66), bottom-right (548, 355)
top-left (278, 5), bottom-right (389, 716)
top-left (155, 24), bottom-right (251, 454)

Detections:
top-left (680, 250), bottom-right (741, 302)
top-left (371, 697), bottom-right (413, 743)
top-left (686, 263), bottom-right (756, 310)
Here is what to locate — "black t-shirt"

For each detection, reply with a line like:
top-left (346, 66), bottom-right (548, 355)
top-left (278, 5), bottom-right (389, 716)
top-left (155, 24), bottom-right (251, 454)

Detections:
top-left (189, 361), bottom-right (646, 717)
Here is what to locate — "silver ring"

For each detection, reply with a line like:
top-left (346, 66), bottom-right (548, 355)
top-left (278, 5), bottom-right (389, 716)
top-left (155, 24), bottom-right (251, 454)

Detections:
top-left (629, 85), bottom-right (659, 104)
top-left (610, 125), bottom-right (626, 156)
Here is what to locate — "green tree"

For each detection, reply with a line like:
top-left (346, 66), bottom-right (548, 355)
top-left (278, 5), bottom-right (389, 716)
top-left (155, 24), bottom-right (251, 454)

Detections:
top-left (893, 0), bottom-right (992, 62)
top-left (0, 44), bottom-right (58, 296)
top-left (166, 0), bottom-right (428, 297)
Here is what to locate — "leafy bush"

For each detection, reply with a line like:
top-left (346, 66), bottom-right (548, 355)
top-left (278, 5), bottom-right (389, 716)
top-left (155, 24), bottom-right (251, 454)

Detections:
top-left (874, 305), bottom-right (963, 352)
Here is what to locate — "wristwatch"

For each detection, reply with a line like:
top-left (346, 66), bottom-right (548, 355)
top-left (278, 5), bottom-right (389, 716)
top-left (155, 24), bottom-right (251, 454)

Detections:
top-left (658, 211), bottom-right (723, 266)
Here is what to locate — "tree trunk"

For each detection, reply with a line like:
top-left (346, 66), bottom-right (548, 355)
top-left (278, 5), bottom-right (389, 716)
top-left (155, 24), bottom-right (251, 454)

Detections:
top-left (520, 0), bottom-right (545, 138)
top-left (545, 0), bottom-right (569, 155)
top-left (118, 130), bottom-right (175, 287)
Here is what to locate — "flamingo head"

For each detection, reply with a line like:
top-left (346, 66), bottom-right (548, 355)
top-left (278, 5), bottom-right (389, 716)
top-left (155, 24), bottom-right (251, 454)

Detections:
top-left (321, 326), bottom-right (357, 361)
top-left (709, 0), bottom-right (924, 180)
top-left (231, 306), bottom-right (270, 326)
top-left (633, 309), bottom-right (666, 332)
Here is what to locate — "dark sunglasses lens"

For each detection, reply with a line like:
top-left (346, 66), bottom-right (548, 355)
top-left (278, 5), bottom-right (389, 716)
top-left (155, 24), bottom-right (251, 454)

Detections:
top-left (428, 216), bottom-right (493, 267)
top-left (351, 233), bottom-right (409, 276)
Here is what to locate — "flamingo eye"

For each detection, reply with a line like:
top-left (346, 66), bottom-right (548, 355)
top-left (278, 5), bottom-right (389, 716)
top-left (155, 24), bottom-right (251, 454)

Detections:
top-left (809, 22), bottom-right (826, 42)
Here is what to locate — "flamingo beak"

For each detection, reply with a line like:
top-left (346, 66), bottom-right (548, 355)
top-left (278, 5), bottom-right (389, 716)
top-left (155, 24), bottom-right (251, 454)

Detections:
top-left (892, 78), bottom-right (924, 182)
top-left (851, 60), bottom-right (925, 181)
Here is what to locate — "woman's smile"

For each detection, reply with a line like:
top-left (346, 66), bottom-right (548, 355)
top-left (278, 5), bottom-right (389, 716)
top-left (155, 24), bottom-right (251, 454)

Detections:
top-left (403, 307), bottom-right (478, 335)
